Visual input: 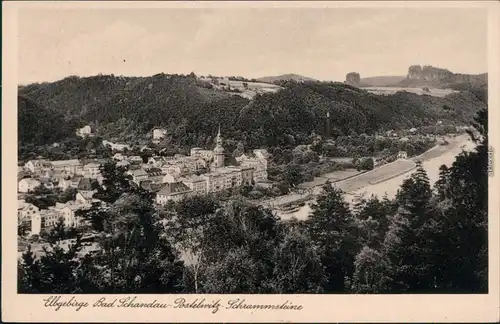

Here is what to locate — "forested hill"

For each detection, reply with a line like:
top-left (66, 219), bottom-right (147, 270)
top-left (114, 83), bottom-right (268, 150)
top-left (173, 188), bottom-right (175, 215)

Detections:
top-left (18, 74), bottom-right (487, 150)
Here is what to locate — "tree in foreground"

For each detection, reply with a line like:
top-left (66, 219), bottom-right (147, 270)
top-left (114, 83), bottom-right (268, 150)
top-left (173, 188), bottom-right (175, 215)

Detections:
top-left (307, 183), bottom-right (356, 292)
top-left (268, 226), bottom-right (326, 293)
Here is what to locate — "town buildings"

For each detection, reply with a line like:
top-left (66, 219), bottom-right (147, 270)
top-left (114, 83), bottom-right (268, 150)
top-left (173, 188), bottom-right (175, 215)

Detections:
top-left (18, 197), bottom-right (94, 236)
top-left (397, 151), bottom-right (408, 159)
top-left (50, 159), bottom-right (83, 175)
top-left (127, 169), bottom-right (149, 185)
top-left (76, 125), bottom-right (92, 138)
top-left (18, 127), bottom-right (269, 234)
top-left (18, 178), bottom-right (41, 193)
top-left (25, 159), bottom-right (53, 174)
top-left (152, 128), bottom-right (168, 143)
top-left (155, 127), bottom-right (268, 205)
top-left (83, 163), bottom-right (101, 179)
top-left (103, 140), bottom-right (131, 151)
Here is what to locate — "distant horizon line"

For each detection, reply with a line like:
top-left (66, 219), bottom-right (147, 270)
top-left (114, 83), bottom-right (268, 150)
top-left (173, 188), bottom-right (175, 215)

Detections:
top-left (18, 68), bottom-right (488, 86)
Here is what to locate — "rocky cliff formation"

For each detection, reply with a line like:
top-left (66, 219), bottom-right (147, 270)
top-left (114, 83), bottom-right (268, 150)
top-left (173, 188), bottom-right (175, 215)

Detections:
top-left (345, 65), bottom-right (486, 89)
top-left (402, 65), bottom-right (487, 88)
top-left (345, 72), bottom-right (361, 86)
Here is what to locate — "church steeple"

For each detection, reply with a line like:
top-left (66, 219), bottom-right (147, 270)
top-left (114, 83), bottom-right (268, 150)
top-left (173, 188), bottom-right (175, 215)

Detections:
top-left (216, 125), bottom-right (222, 145)
top-left (213, 125), bottom-right (225, 168)
top-left (326, 111), bottom-right (331, 138)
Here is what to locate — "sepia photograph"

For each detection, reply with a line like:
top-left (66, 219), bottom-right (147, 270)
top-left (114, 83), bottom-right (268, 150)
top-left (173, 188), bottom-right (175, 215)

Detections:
top-left (2, 1), bottom-right (499, 322)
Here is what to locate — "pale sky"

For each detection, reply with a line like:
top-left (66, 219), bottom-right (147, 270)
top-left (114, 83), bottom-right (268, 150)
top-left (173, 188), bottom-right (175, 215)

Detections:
top-left (18, 7), bottom-right (488, 84)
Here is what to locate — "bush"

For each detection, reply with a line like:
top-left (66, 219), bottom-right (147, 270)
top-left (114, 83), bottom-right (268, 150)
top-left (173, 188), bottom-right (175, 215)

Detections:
top-left (247, 190), bottom-right (264, 200)
top-left (358, 158), bottom-right (374, 171)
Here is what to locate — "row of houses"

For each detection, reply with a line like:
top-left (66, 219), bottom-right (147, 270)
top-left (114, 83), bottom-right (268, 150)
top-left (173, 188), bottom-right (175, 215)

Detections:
top-left (18, 174), bottom-right (98, 193)
top-left (24, 159), bottom-right (102, 179)
top-left (155, 165), bottom-right (255, 205)
top-left (18, 191), bottom-right (98, 236)
top-left (154, 129), bottom-right (270, 205)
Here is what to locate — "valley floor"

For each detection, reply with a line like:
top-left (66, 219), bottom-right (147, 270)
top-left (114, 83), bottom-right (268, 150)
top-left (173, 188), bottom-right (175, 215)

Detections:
top-left (275, 134), bottom-right (473, 220)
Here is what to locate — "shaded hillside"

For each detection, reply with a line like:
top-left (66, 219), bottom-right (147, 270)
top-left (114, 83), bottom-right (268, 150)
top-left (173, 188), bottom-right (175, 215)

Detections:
top-left (18, 96), bottom-right (81, 146)
top-left (345, 73), bottom-right (405, 87)
top-left (360, 75), bottom-right (406, 87)
top-left (257, 74), bottom-right (317, 84)
top-left (19, 75), bottom-right (486, 152)
top-left (238, 80), bottom-right (485, 148)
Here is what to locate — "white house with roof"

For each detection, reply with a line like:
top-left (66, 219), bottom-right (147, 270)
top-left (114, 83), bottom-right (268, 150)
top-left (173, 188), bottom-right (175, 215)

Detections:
top-left (153, 128), bottom-right (168, 141)
top-left (103, 140), bottom-right (131, 152)
top-left (18, 201), bottom-right (39, 223)
top-left (201, 172), bottom-right (227, 193)
top-left (127, 169), bottom-right (148, 185)
top-left (397, 151), bottom-right (408, 160)
top-left (75, 190), bottom-right (98, 204)
top-left (116, 160), bottom-right (130, 168)
top-left (156, 182), bottom-right (193, 205)
top-left (83, 162), bottom-right (101, 179)
top-left (237, 158), bottom-right (268, 182)
top-left (113, 153), bottom-right (125, 161)
top-left (31, 212), bottom-right (42, 235)
top-left (128, 156), bottom-right (143, 164)
top-left (24, 159), bottom-right (52, 174)
top-left (58, 175), bottom-right (85, 190)
top-left (190, 148), bottom-right (214, 161)
top-left (18, 201), bottom-right (42, 236)
top-left (50, 159), bottom-right (83, 175)
top-left (76, 125), bottom-right (92, 137)
top-left (60, 203), bottom-right (87, 228)
top-left (40, 208), bottom-right (63, 229)
top-left (180, 175), bottom-right (207, 195)
top-left (18, 178), bottom-right (41, 193)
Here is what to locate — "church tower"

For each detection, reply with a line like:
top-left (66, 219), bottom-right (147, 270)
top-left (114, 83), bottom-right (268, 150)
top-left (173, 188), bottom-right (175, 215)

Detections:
top-left (213, 125), bottom-right (225, 168)
top-left (325, 111), bottom-right (331, 138)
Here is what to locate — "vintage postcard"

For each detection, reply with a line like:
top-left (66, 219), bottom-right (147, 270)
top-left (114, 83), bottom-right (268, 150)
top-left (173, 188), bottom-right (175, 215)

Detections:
top-left (2, 1), bottom-right (499, 322)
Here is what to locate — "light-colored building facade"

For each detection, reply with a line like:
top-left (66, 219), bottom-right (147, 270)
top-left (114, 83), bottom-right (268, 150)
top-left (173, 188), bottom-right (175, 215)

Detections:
top-left (127, 169), bottom-right (148, 185)
top-left (156, 182), bottom-right (193, 205)
top-left (18, 201), bottom-right (42, 236)
top-left (397, 151), bottom-right (408, 159)
top-left (190, 148), bottom-right (214, 161)
top-left (180, 175), bottom-right (207, 195)
top-left (76, 125), bottom-right (92, 137)
top-left (60, 203), bottom-right (88, 228)
top-left (153, 128), bottom-right (168, 141)
top-left (18, 201), bottom-right (39, 222)
top-left (50, 159), bottom-right (83, 175)
top-left (83, 163), bottom-right (101, 179)
top-left (103, 140), bottom-right (131, 151)
top-left (25, 160), bottom-right (52, 174)
top-left (40, 208), bottom-right (63, 229)
top-left (18, 178), bottom-right (41, 193)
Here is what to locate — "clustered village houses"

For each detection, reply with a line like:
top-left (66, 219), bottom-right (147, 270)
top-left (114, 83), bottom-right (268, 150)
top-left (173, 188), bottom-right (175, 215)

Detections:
top-left (18, 126), bottom-right (269, 236)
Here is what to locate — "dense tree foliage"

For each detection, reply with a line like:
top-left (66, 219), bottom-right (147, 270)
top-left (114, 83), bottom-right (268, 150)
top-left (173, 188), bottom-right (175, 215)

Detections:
top-left (19, 75), bottom-right (485, 159)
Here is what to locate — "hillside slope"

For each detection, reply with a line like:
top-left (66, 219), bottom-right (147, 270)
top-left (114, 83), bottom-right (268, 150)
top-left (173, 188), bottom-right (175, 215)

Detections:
top-left (257, 74), bottom-right (317, 84)
top-left (360, 76), bottom-right (406, 87)
top-left (18, 95), bottom-right (81, 146)
top-left (18, 75), bottom-right (487, 151)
